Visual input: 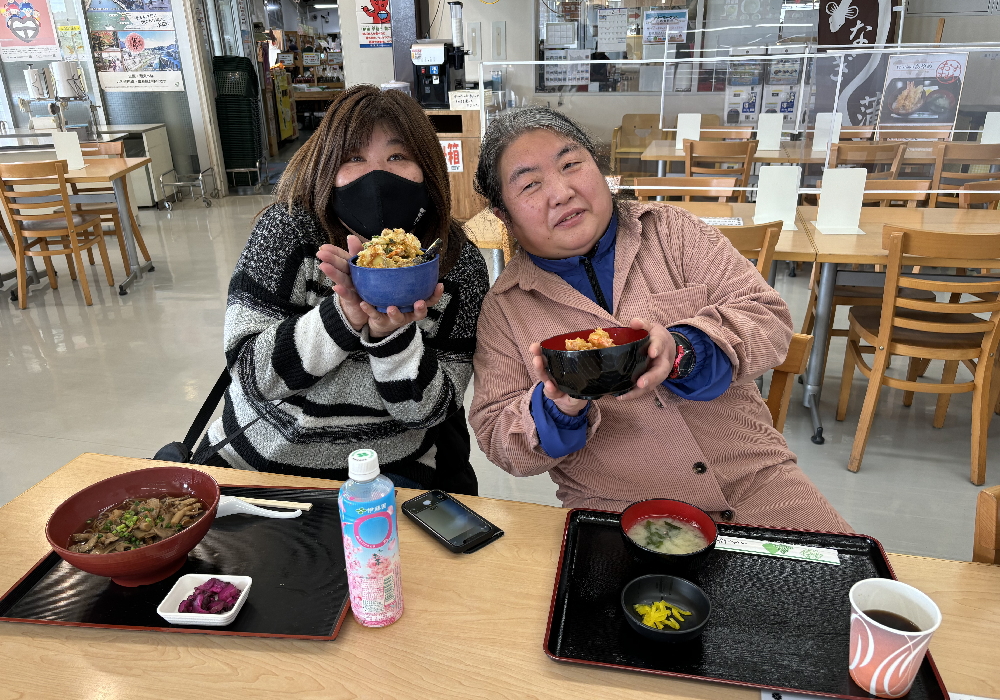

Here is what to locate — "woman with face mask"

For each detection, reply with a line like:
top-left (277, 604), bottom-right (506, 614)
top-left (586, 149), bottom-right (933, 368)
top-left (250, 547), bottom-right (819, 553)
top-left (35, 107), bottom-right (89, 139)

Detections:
top-left (200, 86), bottom-right (489, 493)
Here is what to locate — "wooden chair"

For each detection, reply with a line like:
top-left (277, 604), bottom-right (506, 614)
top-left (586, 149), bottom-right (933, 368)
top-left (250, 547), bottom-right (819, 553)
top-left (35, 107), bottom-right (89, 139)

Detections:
top-left (77, 141), bottom-right (150, 273)
top-left (929, 143), bottom-right (1000, 208)
top-left (815, 179), bottom-right (931, 208)
top-left (634, 176), bottom-right (736, 203)
top-left (0, 160), bottom-right (114, 308)
top-left (716, 220), bottom-right (781, 278)
top-left (463, 208), bottom-right (514, 280)
top-left (836, 225), bottom-right (1000, 484)
top-left (765, 333), bottom-right (814, 432)
top-left (862, 179), bottom-right (931, 208)
top-left (959, 180), bottom-right (1000, 210)
top-left (682, 139), bottom-right (758, 203)
top-left (839, 125), bottom-right (875, 141)
top-left (829, 142), bottom-right (906, 180)
top-left (973, 485), bottom-right (1000, 564)
top-left (611, 114), bottom-right (664, 176)
top-left (701, 126), bottom-right (754, 141)
top-left (877, 125), bottom-right (951, 142)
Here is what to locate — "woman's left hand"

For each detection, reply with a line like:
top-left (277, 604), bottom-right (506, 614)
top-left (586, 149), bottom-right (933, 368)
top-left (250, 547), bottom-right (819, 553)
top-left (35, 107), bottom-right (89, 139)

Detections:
top-left (317, 236), bottom-right (369, 331)
top-left (616, 318), bottom-right (677, 401)
top-left (362, 284), bottom-right (445, 339)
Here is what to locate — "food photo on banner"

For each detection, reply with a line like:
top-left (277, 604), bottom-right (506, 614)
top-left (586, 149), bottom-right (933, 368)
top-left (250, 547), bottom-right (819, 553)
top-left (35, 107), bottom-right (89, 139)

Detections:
top-left (0, 0), bottom-right (60, 61)
top-left (90, 28), bottom-right (183, 90)
top-left (877, 53), bottom-right (966, 129)
top-left (815, 0), bottom-right (897, 127)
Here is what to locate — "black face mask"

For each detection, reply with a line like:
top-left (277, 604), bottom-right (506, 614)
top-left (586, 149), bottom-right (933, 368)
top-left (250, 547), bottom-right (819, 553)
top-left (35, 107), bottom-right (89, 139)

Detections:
top-left (328, 169), bottom-right (431, 239)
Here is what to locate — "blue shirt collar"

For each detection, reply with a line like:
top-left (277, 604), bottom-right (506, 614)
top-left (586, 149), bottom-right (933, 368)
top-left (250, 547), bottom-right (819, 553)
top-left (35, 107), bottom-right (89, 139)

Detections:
top-left (526, 212), bottom-right (618, 274)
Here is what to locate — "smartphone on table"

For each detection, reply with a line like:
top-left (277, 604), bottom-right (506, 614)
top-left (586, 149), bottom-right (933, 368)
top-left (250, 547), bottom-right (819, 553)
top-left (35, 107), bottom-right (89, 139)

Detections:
top-left (401, 490), bottom-right (504, 554)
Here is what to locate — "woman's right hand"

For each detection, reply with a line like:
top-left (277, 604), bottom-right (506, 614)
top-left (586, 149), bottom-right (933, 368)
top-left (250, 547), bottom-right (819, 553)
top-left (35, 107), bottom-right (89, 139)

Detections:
top-left (317, 235), bottom-right (368, 331)
top-left (529, 342), bottom-right (589, 417)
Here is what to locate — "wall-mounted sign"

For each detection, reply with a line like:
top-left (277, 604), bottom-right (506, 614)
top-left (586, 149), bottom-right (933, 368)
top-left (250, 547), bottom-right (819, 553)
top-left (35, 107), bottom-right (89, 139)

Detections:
top-left (877, 53), bottom-right (967, 130)
top-left (357, 0), bottom-right (391, 48)
top-left (0, 0), bottom-right (60, 61)
top-left (440, 140), bottom-right (462, 172)
top-left (86, 11), bottom-right (173, 31)
top-left (57, 24), bottom-right (86, 60)
top-left (643, 9), bottom-right (686, 45)
top-left (90, 29), bottom-right (183, 91)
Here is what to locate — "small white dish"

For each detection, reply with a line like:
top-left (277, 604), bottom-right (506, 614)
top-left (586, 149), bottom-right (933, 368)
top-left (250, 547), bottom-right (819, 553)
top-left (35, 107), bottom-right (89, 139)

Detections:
top-left (156, 574), bottom-right (252, 627)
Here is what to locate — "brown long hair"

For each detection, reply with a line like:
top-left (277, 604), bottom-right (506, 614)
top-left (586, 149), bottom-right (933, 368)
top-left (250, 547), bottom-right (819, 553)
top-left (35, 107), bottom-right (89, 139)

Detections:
top-left (274, 85), bottom-right (466, 275)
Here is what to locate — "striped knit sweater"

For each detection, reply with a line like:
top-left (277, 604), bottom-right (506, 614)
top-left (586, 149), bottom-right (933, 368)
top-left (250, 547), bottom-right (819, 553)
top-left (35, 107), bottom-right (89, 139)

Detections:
top-left (206, 203), bottom-right (489, 482)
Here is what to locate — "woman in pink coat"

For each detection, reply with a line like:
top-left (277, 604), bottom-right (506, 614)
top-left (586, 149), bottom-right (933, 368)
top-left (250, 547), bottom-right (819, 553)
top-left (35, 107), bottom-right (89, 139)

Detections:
top-left (468, 107), bottom-right (849, 532)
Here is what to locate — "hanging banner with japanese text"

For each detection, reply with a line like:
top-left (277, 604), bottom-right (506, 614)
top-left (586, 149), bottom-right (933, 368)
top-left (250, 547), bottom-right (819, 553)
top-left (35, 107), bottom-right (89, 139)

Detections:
top-left (0, 0), bottom-right (60, 62)
top-left (357, 0), bottom-right (391, 48)
top-left (815, 0), bottom-right (898, 127)
top-left (877, 53), bottom-right (966, 130)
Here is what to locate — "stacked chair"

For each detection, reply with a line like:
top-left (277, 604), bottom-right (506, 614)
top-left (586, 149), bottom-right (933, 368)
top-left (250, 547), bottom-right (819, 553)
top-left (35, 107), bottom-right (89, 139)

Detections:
top-left (213, 56), bottom-right (263, 190)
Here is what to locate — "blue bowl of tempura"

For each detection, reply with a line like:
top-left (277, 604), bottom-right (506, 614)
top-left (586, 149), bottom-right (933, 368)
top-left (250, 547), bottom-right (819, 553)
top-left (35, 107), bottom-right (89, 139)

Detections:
top-left (349, 230), bottom-right (440, 313)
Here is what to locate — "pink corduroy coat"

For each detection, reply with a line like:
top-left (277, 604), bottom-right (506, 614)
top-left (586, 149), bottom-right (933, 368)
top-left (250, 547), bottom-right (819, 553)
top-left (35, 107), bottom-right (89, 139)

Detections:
top-left (470, 200), bottom-right (848, 531)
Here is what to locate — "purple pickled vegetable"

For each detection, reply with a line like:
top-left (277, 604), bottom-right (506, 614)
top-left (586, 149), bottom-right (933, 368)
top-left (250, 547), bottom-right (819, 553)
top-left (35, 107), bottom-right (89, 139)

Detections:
top-left (177, 578), bottom-right (243, 614)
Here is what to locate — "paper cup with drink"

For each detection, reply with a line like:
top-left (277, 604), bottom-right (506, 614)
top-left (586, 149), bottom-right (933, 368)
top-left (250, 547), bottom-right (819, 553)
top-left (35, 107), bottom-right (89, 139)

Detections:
top-left (848, 578), bottom-right (942, 698)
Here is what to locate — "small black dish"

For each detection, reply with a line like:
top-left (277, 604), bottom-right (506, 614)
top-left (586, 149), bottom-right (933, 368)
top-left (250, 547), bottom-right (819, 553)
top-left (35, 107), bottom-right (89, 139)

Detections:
top-left (621, 574), bottom-right (711, 642)
top-left (539, 327), bottom-right (650, 400)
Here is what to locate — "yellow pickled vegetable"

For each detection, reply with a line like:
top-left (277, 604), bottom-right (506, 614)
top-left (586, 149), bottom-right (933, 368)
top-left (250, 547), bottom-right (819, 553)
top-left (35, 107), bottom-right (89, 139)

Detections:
top-left (633, 599), bottom-right (690, 630)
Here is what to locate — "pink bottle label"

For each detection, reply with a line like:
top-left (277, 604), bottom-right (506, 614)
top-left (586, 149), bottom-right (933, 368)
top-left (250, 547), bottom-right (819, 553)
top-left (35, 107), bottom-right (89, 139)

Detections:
top-left (339, 491), bottom-right (403, 627)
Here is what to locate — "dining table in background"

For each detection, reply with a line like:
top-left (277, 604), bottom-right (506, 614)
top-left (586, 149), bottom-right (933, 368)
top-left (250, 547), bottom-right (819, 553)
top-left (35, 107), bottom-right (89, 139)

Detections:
top-left (641, 140), bottom-right (794, 177)
top-left (1, 453), bottom-right (998, 699)
top-left (670, 201), bottom-right (816, 286)
top-left (4, 156), bottom-right (153, 300)
top-left (797, 206), bottom-right (1000, 445)
top-left (640, 138), bottom-right (986, 177)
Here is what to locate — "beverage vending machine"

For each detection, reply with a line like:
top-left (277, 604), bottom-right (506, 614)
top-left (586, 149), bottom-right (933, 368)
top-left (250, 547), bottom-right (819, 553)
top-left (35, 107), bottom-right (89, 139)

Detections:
top-left (723, 48), bottom-right (765, 126)
top-left (762, 46), bottom-right (804, 129)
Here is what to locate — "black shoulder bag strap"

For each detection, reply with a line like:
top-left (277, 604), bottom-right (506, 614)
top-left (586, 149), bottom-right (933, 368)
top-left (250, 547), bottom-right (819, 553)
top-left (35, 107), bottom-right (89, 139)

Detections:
top-left (153, 368), bottom-right (285, 465)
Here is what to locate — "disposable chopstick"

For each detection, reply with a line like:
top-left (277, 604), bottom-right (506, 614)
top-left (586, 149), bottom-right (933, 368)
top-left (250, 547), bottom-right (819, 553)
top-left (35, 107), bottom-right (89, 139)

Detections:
top-left (239, 497), bottom-right (313, 511)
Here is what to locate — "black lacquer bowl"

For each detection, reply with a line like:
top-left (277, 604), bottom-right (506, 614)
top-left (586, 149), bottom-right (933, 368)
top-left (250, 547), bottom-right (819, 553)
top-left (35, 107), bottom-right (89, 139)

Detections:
top-left (540, 327), bottom-right (650, 400)
top-left (621, 574), bottom-right (712, 642)
top-left (620, 499), bottom-right (718, 575)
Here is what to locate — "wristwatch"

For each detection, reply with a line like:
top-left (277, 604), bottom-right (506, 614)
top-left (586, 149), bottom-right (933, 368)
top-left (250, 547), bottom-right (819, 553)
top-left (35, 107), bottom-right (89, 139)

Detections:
top-left (668, 331), bottom-right (696, 380)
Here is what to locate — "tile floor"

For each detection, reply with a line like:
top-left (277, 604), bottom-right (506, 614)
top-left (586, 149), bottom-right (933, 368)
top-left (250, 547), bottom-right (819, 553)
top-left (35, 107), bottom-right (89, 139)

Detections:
top-left (2, 194), bottom-right (998, 562)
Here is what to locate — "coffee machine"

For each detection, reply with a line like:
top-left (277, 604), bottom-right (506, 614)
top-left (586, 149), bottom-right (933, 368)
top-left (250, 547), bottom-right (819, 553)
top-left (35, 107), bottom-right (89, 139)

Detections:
top-left (411, 2), bottom-right (466, 109)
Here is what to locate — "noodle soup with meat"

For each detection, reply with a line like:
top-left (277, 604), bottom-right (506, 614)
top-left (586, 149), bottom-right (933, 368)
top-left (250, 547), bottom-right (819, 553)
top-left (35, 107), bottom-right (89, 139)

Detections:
top-left (69, 495), bottom-right (207, 554)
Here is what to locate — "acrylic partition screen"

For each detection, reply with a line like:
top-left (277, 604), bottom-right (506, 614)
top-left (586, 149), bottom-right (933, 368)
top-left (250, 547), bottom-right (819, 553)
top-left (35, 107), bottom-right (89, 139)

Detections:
top-left (484, 43), bottom-right (1000, 205)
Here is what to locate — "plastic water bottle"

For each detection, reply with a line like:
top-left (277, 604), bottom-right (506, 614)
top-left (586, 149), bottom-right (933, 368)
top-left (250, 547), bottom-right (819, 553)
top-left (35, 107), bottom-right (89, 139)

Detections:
top-left (338, 449), bottom-right (404, 627)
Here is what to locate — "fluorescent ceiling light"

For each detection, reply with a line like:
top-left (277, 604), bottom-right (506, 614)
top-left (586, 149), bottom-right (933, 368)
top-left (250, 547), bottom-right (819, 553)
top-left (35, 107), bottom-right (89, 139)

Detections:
top-left (314, 3), bottom-right (338, 6)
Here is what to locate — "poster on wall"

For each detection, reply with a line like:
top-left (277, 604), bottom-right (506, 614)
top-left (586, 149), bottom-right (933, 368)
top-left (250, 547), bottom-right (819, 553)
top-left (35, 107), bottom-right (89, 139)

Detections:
top-left (596, 8), bottom-right (627, 53)
top-left (57, 24), bottom-right (86, 60)
top-left (642, 9), bottom-right (686, 45)
top-left (0, 0), bottom-right (60, 61)
top-left (90, 29), bottom-right (183, 91)
top-left (543, 49), bottom-right (590, 86)
top-left (877, 53), bottom-right (967, 129)
top-left (356, 0), bottom-right (391, 48)
top-left (815, 0), bottom-right (898, 127)
top-left (86, 11), bottom-right (173, 31)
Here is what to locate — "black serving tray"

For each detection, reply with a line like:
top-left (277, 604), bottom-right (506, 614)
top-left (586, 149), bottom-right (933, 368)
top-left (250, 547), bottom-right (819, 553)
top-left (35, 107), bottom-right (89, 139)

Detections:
top-left (0, 486), bottom-right (350, 640)
top-left (544, 509), bottom-right (949, 700)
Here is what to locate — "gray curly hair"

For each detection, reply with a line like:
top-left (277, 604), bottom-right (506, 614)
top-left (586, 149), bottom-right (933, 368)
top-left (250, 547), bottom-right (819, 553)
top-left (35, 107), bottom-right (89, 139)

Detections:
top-left (474, 107), bottom-right (600, 214)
